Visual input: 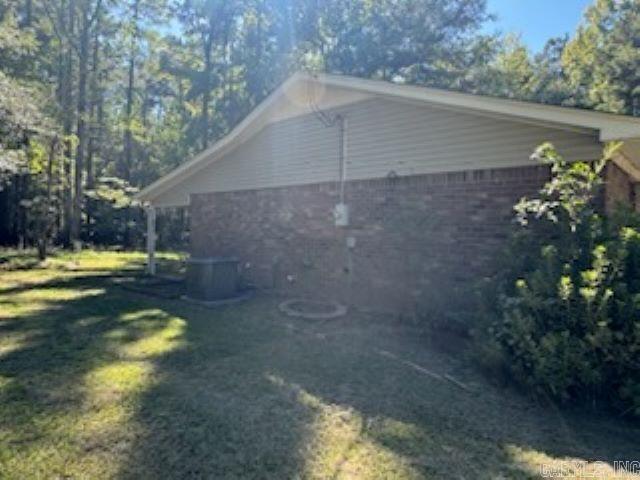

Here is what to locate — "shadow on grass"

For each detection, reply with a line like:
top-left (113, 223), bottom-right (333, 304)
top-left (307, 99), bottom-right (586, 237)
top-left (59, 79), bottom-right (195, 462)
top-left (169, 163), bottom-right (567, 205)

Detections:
top-left (0, 272), bottom-right (189, 477)
top-left (117, 296), bottom-right (640, 479)
top-left (0, 273), bottom-right (316, 479)
top-left (1, 271), bottom-right (639, 479)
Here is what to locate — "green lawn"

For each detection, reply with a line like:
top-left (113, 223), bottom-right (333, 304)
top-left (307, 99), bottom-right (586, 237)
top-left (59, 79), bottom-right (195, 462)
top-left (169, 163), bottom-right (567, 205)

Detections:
top-left (0, 251), bottom-right (638, 479)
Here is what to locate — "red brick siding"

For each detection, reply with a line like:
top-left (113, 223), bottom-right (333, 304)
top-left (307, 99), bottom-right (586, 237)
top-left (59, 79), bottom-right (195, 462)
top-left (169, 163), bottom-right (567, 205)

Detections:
top-left (190, 166), bottom-right (550, 312)
top-left (605, 162), bottom-right (635, 213)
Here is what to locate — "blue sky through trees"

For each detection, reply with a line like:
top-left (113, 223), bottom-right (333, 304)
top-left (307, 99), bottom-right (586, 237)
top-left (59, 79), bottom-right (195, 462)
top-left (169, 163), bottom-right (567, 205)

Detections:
top-left (485, 0), bottom-right (592, 52)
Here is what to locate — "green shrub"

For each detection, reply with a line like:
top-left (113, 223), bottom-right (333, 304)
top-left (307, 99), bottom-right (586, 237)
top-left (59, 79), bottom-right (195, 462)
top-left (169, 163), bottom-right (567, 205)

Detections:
top-left (478, 142), bottom-right (640, 416)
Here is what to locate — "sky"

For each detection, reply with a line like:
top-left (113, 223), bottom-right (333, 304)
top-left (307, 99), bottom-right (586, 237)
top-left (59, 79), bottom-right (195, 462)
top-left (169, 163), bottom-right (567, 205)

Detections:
top-left (484, 0), bottom-right (593, 53)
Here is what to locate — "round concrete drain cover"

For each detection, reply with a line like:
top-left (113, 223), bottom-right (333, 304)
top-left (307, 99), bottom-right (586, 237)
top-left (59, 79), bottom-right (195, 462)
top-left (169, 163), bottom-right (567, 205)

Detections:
top-left (278, 299), bottom-right (347, 320)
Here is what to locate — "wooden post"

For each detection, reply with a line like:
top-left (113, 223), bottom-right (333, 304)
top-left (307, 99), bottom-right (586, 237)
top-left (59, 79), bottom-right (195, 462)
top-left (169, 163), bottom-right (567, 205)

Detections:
top-left (146, 205), bottom-right (156, 275)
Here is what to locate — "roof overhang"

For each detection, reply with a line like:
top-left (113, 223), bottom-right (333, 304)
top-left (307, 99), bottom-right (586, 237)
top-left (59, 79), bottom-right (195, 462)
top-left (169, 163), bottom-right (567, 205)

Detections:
top-left (137, 72), bottom-right (640, 205)
top-left (319, 74), bottom-right (640, 142)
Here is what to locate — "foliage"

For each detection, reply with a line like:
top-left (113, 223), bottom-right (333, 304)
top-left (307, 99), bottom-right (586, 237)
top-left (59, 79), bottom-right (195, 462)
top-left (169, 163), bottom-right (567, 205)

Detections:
top-left (18, 138), bottom-right (64, 259)
top-left (86, 176), bottom-right (139, 209)
top-left (85, 177), bottom-right (142, 247)
top-left (562, 0), bottom-right (640, 114)
top-left (0, 1), bottom-right (53, 176)
top-left (0, 2), bottom-right (61, 256)
top-left (479, 143), bottom-right (640, 416)
top-left (299, 0), bottom-right (492, 83)
top-left (0, 72), bottom-right (50, 176)
top-left (2, 0), bottom-right (640, 254)
top-left (0, 3), bottom-right (38, 74)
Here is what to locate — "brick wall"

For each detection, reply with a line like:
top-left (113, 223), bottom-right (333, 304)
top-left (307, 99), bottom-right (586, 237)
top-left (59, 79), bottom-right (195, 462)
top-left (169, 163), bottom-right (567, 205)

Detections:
top-left (605, 162), bottom-right (635, 213)
top-left (190, 166), bottom-right (550, 313)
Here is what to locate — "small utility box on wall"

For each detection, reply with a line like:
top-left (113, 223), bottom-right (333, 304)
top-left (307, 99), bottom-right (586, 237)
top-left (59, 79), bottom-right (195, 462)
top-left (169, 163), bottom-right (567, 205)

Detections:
top-left (186, 257), bottom-right (240, 301)
top-left (333, 202), bottom-right (349, 227)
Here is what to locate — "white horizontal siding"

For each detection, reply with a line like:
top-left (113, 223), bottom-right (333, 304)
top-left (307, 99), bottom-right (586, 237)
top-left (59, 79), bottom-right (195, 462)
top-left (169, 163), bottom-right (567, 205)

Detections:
top-left (153, 97), bottom-right (602, 207)
top-left (344, 99), bottom-right (601, 180)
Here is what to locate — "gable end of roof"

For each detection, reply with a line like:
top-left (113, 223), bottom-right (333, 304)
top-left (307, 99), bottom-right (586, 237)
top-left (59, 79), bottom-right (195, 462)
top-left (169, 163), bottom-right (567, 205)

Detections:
top-left (137, 72), bottom-right (640, 204)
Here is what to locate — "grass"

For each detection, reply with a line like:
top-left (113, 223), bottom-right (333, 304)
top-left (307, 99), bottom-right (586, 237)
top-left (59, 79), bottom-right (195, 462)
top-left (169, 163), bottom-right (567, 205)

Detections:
top-left (0, 248), bottom-right (185, 274)
top-left (0, 250), bottom-right (638, 479)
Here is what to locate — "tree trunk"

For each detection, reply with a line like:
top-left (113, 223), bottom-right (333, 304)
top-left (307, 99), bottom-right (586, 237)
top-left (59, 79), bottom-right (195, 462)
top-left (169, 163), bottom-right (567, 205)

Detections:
top-left (55, 33), bottom-right (65, 240)
top-left (86, 7), bottom-right (102, 238)
top-left (201, 29), bottom-right (214, 150)
top-left (38, 138), bottom-right (58, 261)
top-left (122, 0), bottom-right (140, 248)
top-left (16, 175), bottom-right (25, 250)
top-left (123, 0), bottom-right (140, 183)
top-left (72, 4), bottom-right (92, 250)
top-left (61, 0), bottom-right (76, 248)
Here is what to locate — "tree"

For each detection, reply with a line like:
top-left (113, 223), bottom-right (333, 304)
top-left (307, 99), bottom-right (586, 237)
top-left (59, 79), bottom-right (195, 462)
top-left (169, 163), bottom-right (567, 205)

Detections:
top-left (0, 73), bottom-right (50, 178)
top-left (21, 136), bottom-right (64, 259)
top-left (171, 0), bottom-right (241, 149)
top-left (0, 17), bottom-right (62, 258)
top-left (71, 0), bottom-right (103, 250)
top-left (529, 36), bottom-right (573, 105)
top-left (563, 0), bottom-right (640, 115)
top-left (301, 0), bottom-right (491, 85)
top-left (480, 34), bottom-right (536, 99)
top-left (0, 2), bottom-right (42, 177)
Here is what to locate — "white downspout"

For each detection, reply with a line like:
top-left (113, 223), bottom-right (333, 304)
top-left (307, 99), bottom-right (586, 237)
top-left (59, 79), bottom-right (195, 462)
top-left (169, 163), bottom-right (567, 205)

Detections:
top-left (339, 115), bottom-right (348, 204)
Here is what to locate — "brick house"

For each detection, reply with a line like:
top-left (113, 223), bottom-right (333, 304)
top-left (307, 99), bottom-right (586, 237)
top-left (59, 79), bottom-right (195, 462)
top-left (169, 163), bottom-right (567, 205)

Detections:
top-left (137, 72), bottom-right (640, 312)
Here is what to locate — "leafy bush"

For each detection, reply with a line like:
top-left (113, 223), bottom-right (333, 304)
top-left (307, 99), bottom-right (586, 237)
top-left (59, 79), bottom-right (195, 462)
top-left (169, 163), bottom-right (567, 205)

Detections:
top-left (478, 142), bottom-right (640, 416)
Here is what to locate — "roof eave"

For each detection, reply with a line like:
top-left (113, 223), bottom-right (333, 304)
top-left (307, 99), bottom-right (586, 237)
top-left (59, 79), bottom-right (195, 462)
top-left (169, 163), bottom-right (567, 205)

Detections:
top-left (313, 73), bottom-right (640, 142)
top-left (136, 71), bottom-right (640, 205)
